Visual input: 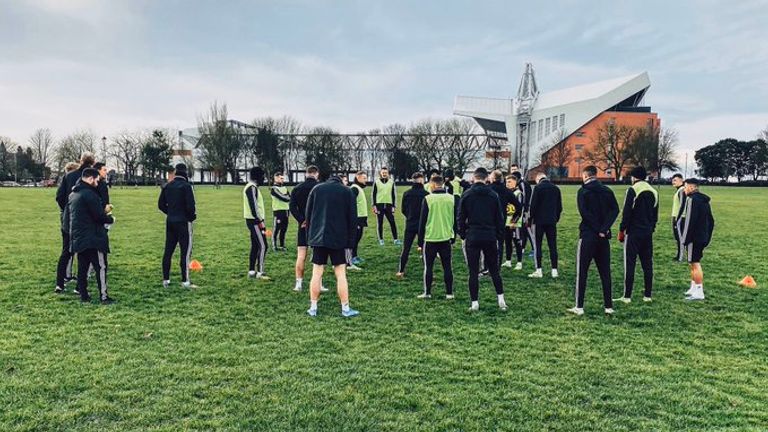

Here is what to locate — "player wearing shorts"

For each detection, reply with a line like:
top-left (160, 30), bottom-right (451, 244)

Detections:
top-left (288, 166), bottom-right (321, 292)
top-left (679, 178), bottom-right (715, 301)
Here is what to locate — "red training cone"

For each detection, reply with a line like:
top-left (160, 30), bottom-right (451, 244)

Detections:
top-left (738, 275), bottom-right (757, 288)
top-left (189, 259), bottom-right (203, 272)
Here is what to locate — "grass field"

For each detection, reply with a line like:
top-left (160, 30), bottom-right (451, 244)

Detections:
top-left (1, 184), bottom-right (767, 431)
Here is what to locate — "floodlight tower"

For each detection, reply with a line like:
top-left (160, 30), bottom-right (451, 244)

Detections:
top-left (515, 63), bottom-right (539, 172)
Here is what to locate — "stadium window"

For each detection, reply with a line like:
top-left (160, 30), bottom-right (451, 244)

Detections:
top-left (575, 144), bottom-right (584, 151)
top-left (545, 118), bottom-right (551, 135)
top-left (559, 114), bottom-right (565, 127)
top-left (538, 120), bottom-right (543, 140)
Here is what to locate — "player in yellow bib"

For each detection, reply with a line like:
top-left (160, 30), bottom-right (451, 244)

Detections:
top-left (372, 167), bottom-right (400, 246)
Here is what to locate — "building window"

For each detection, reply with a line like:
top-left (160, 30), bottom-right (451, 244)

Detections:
top-left (575, 131), bottom-right (585, 137)
top-left (575, 144), bottom-right (584, 151)
top-left (538, 120), bottom-right (543, 140)
top-left (559, 114), bottom-right (565, 127)
top-left (545, 118), bottom-right (551, 135)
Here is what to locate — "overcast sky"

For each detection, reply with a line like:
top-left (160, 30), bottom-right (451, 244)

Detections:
top-left (2, 0), bottom-right (767, 159)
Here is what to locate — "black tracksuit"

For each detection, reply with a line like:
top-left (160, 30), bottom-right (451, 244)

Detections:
top-left (529, 179), bottom-right (563, 270)
top-left (372, 178), bottom-right (398, 241)
top-left (418, 189), bottom-right (456, 296)
top-left (245, 183), bottom-right (267, 273)
top-left (619, 182), bottom-right (659, 298)
top-left (158, 175), bottom-right (197, 282)
top-left (672, 186), bottom-right (687, 261)
top-left (270, 185), bottom-right (291, 250)
top-left (55, 165), bottom-right (90, 288)
top-left (518, 179), bottom-right (533, 250)
top-left (679, 191), bottom-right (715, 263)
top-left (575, 179), bottom-right (619, 309)
top-left (490, 180), bottom-right (514, 268)
top-left (503, 192), bottom-right (524, 262)
top-left (66, 181), bottom-right (114, 301)
top-left (289, 177), bottom-right (318, 247)
top-left (458, 183), bottom-right (505, 302)
top-left (398, 183), bottom-right (429, 273)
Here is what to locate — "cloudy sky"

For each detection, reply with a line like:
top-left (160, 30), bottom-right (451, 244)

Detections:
top-left (2, 0), bottom-right (767, 159)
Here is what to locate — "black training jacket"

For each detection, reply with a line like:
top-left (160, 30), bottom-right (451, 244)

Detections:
top-left (305, 177), bottom-right (356, 250)
top-left (680, 191), bottom-right (715, 246)
top-left (96, 179), bottom-right (110, 207)
top-left (529, 179), bottom-right (563, 226)
top-left (56, 165), bottom-right (90, 211)
top-left (67, 182), bottom-right (114, 253)
top-left (490, 180), bottom-right (513, 208)
top-left (157, 175), bottom-right (197, 223)
top-left (401, 183), bottom-right (429, 233)
top-left (577, 179), bottom-right (619, 239)
top-left (518, 180), bottom-right (533, 212)
top-left (619, 182), bottom-right (659, 236)
top-left (289, 177), bottom-right (318, 223)
top-left (458, 182), bottom-right (505, 243)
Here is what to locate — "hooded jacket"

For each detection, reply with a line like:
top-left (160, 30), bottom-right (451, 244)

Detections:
top-left (67, 181), bottom-right (114, 253)
top-left (457, 182), bottom-right (505, 243)
top-left (680, 191), bottom-right (715, 246)
top-left (401, 183), bottom-right (429, 233)
top-left (158, 175), bottom-right (197, 223)
top-left (56, 164), bottom-right (90, 211)
top-left (529, 179), bottom-right (563, 226)
top-left (305, 176), bottom-right (357, 250)
top-left (577, 178), bottom-right (619, 239)
top-left (619, 181), bottom-right (659, 235)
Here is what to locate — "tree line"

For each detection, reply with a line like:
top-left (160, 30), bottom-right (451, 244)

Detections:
top-left (694, 130), bottom-right (768, 182)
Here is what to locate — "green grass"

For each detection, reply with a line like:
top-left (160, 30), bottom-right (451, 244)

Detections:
top-left (1, 184), bottom-right (767, 431)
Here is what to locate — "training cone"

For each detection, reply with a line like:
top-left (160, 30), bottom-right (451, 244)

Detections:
top-left (265, 229), bottom-right (273, 237)
top-left (189, 259), bottom-right (203, 272)
top-left (738, 275), bottom-right (757, 288)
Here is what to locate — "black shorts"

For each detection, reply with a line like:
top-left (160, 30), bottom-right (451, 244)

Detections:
top-left (297, 226), bottom-right (308, 247)
top-left (311, 247), bottom-right (347, 266)
top-left (686, 243), bottom-right (705, 263)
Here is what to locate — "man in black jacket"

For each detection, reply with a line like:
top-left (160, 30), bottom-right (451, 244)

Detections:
top-left (615, 166), bottom-right (658, 303)
top-left (511, 169), bottom-right (533, 255)
top-left (489, 169), bottom-right (514, 269)
top-left (458, 167), bottom-right (507, 312)
top-left (569, 165), bottom-right (620, 316)
top-left (527, 173), bottom-right (563, 279)
top-left (679, 178), bottom-right (715, 301)
top-left (289, 165), bottom-right (320, 292)
top-left (305, 175), bottom-right (359, 317)
top-left (66, 168), bottom-right (115, 303)
top-left (397, 172), bottom-right (429, 277)
top-left (158, 163), bottom-right (197, 289)
top-left (54, 152), bottom-right (95, 292)
top-left (244, 167), bottom-right (270, 280)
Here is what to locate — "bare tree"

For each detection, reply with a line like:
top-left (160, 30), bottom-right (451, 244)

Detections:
top-left (585, 122), bottom-right (636, 180)
top-left (29, 128), bottom-right (54, 169)
top-left (445, 118), bottom-right (484, 176)
top-left (539, 128), bottom-right (573, 179)
top-left (197, 102), bottom-right (243, 186)
top-left (109, 130), bottom-right (144, 184)
top-left (54, 130), bottom-right (97, 175)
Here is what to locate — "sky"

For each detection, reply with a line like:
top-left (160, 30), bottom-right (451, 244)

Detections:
top-left (1, 0), bottom-right (767, 161)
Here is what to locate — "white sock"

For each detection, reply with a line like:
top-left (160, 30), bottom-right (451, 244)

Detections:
top-left (497, 294), bottom-right (505, 303)
top-left (341, 302), bottom-right (350, 312)
top-left (310, 300), bottom-right (318, 311)
top-left (295, 278), bottom-right (302, 287)
top-left (471, 300), bottom-right (479, 309)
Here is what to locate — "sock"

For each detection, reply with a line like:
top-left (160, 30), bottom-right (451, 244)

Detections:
top-left (471, 300), bottom-right (479, 309)
top-left (295, 278), bottom-right (302, 288)
top-left (310, 300), bottom-right (318, 311)
top-left (497, 294), bottom-right (505, 304)
top-left (341, 302), bottom-right (350, 312)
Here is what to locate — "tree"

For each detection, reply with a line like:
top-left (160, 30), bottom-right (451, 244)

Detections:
top-left (197, 102), bottom-right (244, 186)
top-left (444, 118), bottom-right (484, 177)
top-left (694, 142), bottom-right (729, 181)
top-left (539, 128), bottom-right (572, 179)
top-left (303, 126), bottom-right (346, 179)
top-left (110, 131), bottom-right (144, 184)
top-left (29, 128), bottom-right (54, 171)
top-left (0, 137), bottom-right (16, 180)
top-left (585, 121), bottom-right (636, 180)
top-left (250, 116), bottom-right (302, 177)
top-left (54, 130), bottom-right (97, 175)
top-left (140, 130), bottom-right (174, 182)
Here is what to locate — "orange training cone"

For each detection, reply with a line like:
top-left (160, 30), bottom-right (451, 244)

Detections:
top-left (738, 275), bottom-right (757, 288)
top-left (265, 229), bottom-right (273, 237)
top-left (189, 259), bottom-right (203, 272)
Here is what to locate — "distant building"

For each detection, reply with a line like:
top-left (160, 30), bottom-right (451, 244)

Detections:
top-left (453, 63), bottom-right (660, 179)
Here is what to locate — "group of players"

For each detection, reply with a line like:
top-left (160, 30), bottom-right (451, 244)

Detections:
top-left (53, 152), bottom-right (715, 318)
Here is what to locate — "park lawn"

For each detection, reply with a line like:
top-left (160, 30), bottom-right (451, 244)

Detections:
top-left (0, 184), bottom-right (767, 431)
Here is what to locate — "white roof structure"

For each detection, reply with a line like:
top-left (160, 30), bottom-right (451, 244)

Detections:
top-left (454, 64), bottom-right (651, 171)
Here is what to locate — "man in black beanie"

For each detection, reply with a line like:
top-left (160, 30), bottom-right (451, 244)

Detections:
top-left (615, 166), bottom-right (658, 304)
top-left (158, 163), bottom-right (198, 289)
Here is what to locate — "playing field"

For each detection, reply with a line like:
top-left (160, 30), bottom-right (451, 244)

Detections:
top-left (1, 184), bottom-right (766, 431)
